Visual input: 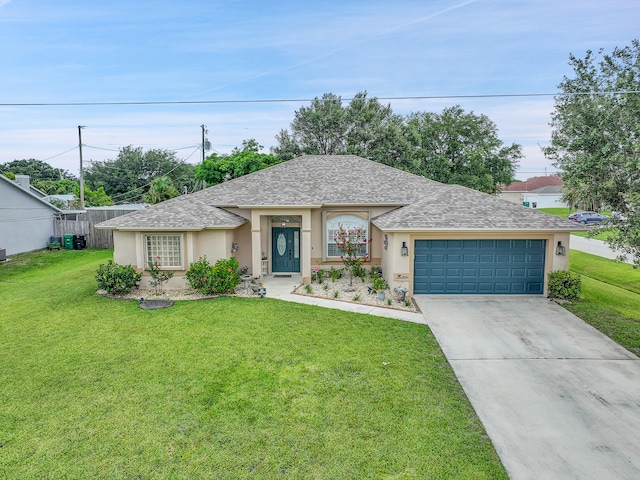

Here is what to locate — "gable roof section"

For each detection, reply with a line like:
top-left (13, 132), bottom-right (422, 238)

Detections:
top-left (373, 184), bottom-right (582, 231)
top-left (96, 195), bottom-right (247, 230)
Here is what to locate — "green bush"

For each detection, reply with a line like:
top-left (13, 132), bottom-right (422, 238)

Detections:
top-left (548, 270), bottom-right (581, 300)
top-left (372, 275), bottom-right (389, 292)
top-left (96, 261), bottom-right (142, 295)
top-left (185, 256), bottom-right (212, 293)
top-left (185, 256), bottom-right (240, 294)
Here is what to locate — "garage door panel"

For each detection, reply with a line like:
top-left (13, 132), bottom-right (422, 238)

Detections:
top-left (414, 239), bottom-right (546, 294)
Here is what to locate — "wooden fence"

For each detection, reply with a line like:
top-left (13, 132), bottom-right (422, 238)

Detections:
top-left (53, 209), bottom-right (136, 249)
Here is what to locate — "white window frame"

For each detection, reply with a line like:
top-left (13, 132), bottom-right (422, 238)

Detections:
top-left (324, 211), bottom-right (369, 260)
top-left (144, 233), bottom-right (184, 270)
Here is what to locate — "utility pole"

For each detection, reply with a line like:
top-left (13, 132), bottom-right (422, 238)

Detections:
top-left (78, 126), bottom-right (86, 210)
top-left (201, 124), bottom-right (207, 163)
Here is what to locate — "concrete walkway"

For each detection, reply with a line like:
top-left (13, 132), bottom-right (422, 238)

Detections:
top-left (570, 234), bottom-right (634, 264)
top-left (414, 295), bottom-right (640, 480)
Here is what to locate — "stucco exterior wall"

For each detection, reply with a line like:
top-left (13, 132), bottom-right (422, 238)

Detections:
top-left (0, 181), bottom-right (56, 255)
top-left (522, 193), bottom-right (567, 209)
top-left (112, 231), bottom-right (138, 266)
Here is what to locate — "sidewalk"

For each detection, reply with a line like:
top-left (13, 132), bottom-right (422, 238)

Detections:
top-left (570, 234), bottom-right (634, 264)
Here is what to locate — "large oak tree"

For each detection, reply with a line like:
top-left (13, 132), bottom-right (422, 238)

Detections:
top-left (544, 40), bottom-right (640, 264)
top-left (273, 92), bottom-right (520, 194)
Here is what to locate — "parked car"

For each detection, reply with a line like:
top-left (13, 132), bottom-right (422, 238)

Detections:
top-left (570, 212), bottom-right (608, 224)
top-left (568, 211), bottom-right (596, 221)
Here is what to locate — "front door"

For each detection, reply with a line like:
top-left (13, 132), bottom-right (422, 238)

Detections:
top-left (272, 227), bottom-right (300, 273)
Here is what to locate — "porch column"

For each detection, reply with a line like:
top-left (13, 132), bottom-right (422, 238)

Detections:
top-left (251, 210), bottom-right (262, 279)
top-left (301, 210), bottom-right (312, 284)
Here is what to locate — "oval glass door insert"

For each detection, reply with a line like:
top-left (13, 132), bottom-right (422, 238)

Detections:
top-left (277, 233), bottom-right (286, 256)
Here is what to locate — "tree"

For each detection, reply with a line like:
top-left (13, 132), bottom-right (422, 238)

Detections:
top-left (404, 106), bottom-right (521, 194)
top-left (33, 179), bottom-right (77, 195)
top-left (273, 92), bottom-right (520, 194)
top-left (543, 40), bottom-right (640, 264)
top-left (0, 159), bottom-right (75, 181)
top-left (195, 139), bottom-right (282, 186)
top-left (84, 146), bottom-right (196, 203)
top-left (143, 176), bottom-right (180, 204)
top-left (273, 92), bottom-right (407, 166)
top-left (333, 223), bottom-right (371, 286)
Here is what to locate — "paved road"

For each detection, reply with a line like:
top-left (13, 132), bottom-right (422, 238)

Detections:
top-left (570, 234), bottom-right (635, 264)
top-left (415, 295), bottom-right (640, 480)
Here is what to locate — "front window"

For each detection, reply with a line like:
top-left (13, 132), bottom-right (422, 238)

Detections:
top-left (145, 234), bottom-right (183, 269)
top-left (326, 212), bottom-right (369, 258)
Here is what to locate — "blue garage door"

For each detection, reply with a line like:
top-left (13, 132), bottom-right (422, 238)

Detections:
top-left (414, 239), bottom-right (546, 294)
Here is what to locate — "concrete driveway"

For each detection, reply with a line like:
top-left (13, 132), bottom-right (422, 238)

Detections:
top-left (414, 295), bottom-right (640, 480)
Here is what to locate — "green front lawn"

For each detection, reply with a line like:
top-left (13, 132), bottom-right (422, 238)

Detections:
top-left (567, 251), bottom-right (640, 356)
top-left (0, 250), bottom-right (507, 479)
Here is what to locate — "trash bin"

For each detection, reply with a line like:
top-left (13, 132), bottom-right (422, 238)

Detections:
top-left (73, 234), bottom-right (87, 250)
top-left (63, 234), bottom-right (74, 250)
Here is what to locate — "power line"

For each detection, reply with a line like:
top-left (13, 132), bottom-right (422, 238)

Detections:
top-left (3, 90), bottom-right (640, 107)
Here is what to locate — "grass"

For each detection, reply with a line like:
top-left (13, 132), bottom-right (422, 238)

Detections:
top-left (566, 250), bottom-right (640, 356)
top-left (0, 249), bottom-right (507, 479)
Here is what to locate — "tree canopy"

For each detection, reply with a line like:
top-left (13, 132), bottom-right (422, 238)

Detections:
top-left (544, 39), bottom-right (640, 264)
top-left (273, 92), bottom-right (520, 194)
top-left (143, 176), bottom-right (180, 204)
top-left (0, 159), bottom-right (75, 181)
top-left (84, 146), bottom-right (196, 204)
top-left (196, 139), bottom-right (282, 186)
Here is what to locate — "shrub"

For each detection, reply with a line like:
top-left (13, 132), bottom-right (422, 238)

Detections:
top-left (210, 257), bottom-right (241, 293)
top-left (147, 256), bottom-right (174, 295)
top-left (372, 275), bottom-right (389, 292)
top-left (185, 256), bottom-right (241, 294)
top-left (185, 256), bottom-right (212, 293)
top-left (548, 270), bottom-right (581, 300)
top-left (96, 261), bottom-right (142, 295)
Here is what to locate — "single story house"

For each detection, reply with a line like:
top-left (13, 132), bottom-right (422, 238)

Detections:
top-left (97, 155), bottom-right (583, 295)
top-left (501, 175), bottom-right (567, 208)
top-left (0, 174), bottom-right (61, 255)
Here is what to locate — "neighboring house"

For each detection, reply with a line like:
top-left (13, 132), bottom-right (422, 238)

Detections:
top-left (502, 175), bottom-right (566, 208)
top-left (97, 155), bottom-right (582, 296)
top-left (0, 174), bottom-right (61, 255)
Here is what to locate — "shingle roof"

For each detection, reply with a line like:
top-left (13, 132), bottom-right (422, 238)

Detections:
top-left (192, 155), bottom-right (438, 206)
top-left (96, 195), bottom-right (247, 230)
top-left (505, 175), bottom-right (563, 192)
top-left (372, 184), bottom-right (582, 231)
top-left (98, 155), bottom-right (582, 232)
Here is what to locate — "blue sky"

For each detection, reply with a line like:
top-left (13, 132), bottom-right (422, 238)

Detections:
top-left (0, 0), bottom-right (637, 179)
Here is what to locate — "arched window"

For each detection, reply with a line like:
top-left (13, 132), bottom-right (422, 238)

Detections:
top-left (325, 212), bottom-right (369, 258)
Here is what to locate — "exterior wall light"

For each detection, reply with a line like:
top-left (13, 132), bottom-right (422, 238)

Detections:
top-left (401, 241), bottom-right (409, 256)
top-left (384, 234), bottom-right (388, 250)
top-left (231, 242), bottom-right (239, 255)
top-left (555, 241), bottom-right (566, 256)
